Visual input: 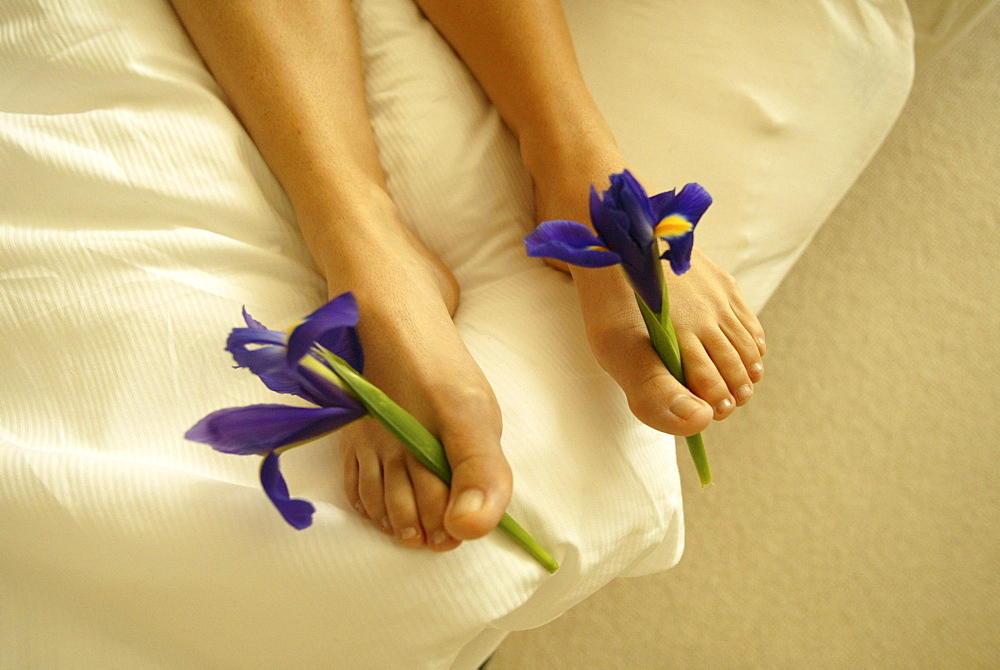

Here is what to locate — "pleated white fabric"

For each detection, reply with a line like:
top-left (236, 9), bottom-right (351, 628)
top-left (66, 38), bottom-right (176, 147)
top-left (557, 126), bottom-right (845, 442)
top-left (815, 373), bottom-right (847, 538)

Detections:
top-left (0, 0), bottom-right (912, 668)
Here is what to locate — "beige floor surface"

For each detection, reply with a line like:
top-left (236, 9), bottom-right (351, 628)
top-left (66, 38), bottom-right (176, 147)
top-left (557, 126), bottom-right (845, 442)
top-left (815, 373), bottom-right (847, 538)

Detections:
top-left (492, 6), bottom-right (999, 669)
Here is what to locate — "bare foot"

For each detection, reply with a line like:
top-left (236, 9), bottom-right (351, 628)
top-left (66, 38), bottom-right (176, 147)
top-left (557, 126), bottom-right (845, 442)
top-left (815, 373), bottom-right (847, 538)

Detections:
top-left (319, 201), bottom-right (512, 551)
top-left (527, 142), bottom-right (765, 436)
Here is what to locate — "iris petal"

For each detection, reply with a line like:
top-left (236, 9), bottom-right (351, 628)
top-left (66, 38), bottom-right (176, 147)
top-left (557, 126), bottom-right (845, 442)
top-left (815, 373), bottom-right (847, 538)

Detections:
top-left (226, 325), bottom-right (287, 350)
top-left (297, 364), bottom-right (367, 411)
top-left (287, 292), bottom-right (363, 372)
top-left (226, 328), bottom-right (315, 400)
top-left (524, 219), bottom-right (622, 268)
top-left (590, 185), bottom-right (648, 257)
top-left (590, 184), bottom-right (654, 273)
top-left (651, 183), bottom-right (710, 276)
top-left (661, 230), bottom-right (695, 275)
top-left (668, 183), bottom-right (713, 224)
top-left (590, 180), bottom-right (661, 312)
top-left (260, 451), bottom-right (315, 530)
top-left (185, 403), bottom-right (366, 455)
top-left (647, 189), bottom-right (678, 220)
top-left (241, 307), bottom-right (270, 331)
top-left (611, 170), bottom-right (657, 233)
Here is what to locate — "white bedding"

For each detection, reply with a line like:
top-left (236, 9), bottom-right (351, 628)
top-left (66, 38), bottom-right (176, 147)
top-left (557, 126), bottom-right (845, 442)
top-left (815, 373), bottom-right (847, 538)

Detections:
top-left (0, 1), bottom-right (912, 667)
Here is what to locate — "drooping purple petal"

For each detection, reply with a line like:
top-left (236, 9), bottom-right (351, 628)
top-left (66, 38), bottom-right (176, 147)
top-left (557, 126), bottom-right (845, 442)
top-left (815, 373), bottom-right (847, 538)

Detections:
top-left (651, 183), bottom-right (710, 276)
top-left (524, 219), bottom-right (622, 267)
top-left (661, 229), bottom-right (695, 275)
top-left (286, 292), bottom-right (363, 372)
top-left (185, 403), bottom-right (366, 455)
top-left (260, 451), bottom-right (315, 530)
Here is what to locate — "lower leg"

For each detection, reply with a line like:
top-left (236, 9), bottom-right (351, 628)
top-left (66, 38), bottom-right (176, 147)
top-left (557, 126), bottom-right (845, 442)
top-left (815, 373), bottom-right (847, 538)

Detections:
top-left (417, 0), bottom-right (766, 431)
top-left (169, 0), bottom-right (511, 547)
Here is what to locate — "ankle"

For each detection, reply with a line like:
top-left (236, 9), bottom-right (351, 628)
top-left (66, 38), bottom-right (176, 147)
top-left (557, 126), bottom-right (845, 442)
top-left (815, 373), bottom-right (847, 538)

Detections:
top-left (292, 189), bottom-right (460, 316)
top-left (518, 122), bottom-right (626, 223)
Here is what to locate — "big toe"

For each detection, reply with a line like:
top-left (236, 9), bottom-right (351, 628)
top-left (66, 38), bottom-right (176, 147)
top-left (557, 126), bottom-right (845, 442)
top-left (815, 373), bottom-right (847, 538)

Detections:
top-left (443, 442), bottom-right (513, 541)
top-left (628, 367), bottom-right (714, 436)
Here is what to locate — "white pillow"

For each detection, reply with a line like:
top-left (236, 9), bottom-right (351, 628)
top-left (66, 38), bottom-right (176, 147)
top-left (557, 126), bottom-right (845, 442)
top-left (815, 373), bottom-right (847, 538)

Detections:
top-left (0, 0), bottom-right (913, 667)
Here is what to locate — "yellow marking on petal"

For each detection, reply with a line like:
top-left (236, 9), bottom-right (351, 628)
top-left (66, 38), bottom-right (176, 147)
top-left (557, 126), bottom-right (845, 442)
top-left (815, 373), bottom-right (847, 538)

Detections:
top-left (587, 245), bottom-right (611, 252)
top-left (299, 353), bottom-right (353, 393)
top-left (285, 320), bottom-right (304, 340)
top-left (654, 215), bottom-right (693, 238)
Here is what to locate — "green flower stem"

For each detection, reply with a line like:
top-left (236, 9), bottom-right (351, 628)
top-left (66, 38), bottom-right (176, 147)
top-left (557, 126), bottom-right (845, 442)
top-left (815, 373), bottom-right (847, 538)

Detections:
top-left (313, 347), bottom-right (560, 573)
top-left (636, 296), bottom-right (713, 488)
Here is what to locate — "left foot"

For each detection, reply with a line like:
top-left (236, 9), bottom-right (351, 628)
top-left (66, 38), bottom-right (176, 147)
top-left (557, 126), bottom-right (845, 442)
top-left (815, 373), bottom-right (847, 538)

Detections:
top-left (317, 194), bottom-right (512, 550)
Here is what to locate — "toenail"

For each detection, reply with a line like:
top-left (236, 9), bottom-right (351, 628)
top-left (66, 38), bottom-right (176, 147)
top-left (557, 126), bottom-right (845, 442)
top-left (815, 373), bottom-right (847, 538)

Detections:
top-left (750, 362), bottom-right (763, 375)
top-left (379, 516), bottom-right (391, 532)
top-left (757, 337), bottom-right (767, 352)
top-left (431, 530), bottom-right (449, 546)
top-left (716, 397), bottom-right (734, 413)
top-left (354, 500), bottom-right (363, 513)
top-left (736, 384), bottom-right (753, 402)
top-left (399, 527), bottom-right (418, 542)
top-left (451, 489), bottom-right (485, 519)
top-left (668, 395), bottom-right (702, 420)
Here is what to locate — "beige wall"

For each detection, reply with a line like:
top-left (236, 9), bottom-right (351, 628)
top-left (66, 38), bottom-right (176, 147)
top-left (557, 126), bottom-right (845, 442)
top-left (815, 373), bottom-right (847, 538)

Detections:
top-left (493, 6), bottom-right (999, 668)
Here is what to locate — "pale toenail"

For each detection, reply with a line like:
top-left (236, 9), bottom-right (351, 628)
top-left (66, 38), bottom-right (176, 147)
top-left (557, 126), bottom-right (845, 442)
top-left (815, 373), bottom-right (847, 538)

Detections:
top-left (451, 489), bottom-right (485, 518)
top-left (750, 362), bottom-right (763, 375)
top-left (756, 337), bottom-right (767, 352)
top-left (399, 527), bottom-right (418, 542)
top-left (736, 384), bottom-right (753, 402)
top-left (669, 395), bottom-right (702, 420)
top-left (379, 516), bottom-right (391, 532)
top-left (431, 530), bottom-right (449, 546)
top-left (716, 397), bottom-right (734, 413)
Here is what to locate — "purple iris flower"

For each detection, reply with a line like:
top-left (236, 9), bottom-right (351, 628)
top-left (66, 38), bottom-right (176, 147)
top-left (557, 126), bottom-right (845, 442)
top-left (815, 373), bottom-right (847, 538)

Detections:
top-left (186, 292), bottom-right (368, 529)
top-left (524, 170), bottom-right (711, 314)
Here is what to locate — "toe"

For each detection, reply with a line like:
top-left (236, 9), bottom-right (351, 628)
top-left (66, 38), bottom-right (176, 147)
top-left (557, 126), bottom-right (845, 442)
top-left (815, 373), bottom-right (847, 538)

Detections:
top-left (629, 365), bottom-right (714, 435)
top-left (444, 450), bottom-right (512, 540)
top-left (720, 307), bottom-right (765, 386)
top-left (409, 460), bottom-right (461, 551)
top-left (438, 399), bottom-right (512, 541)
top-left (382, 456), bottom-right (425, 547)
top-left (355, 447), bottom-right (390, 533)
top-left (578, 281), bottom-right (714, 436)
top-left (679, 334), bottom-right (740, 419)
top-left (341, 444), bottom-right (366, 518)
top-left (729, 298), bottom-right (767, 360)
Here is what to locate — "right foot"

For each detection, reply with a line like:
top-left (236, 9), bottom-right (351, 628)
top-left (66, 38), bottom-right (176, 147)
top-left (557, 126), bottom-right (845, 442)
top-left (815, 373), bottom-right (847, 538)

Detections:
top-left (525, 137), bottom-right (766, 437)
top-left (318, 197), bottom-right (513, 550)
